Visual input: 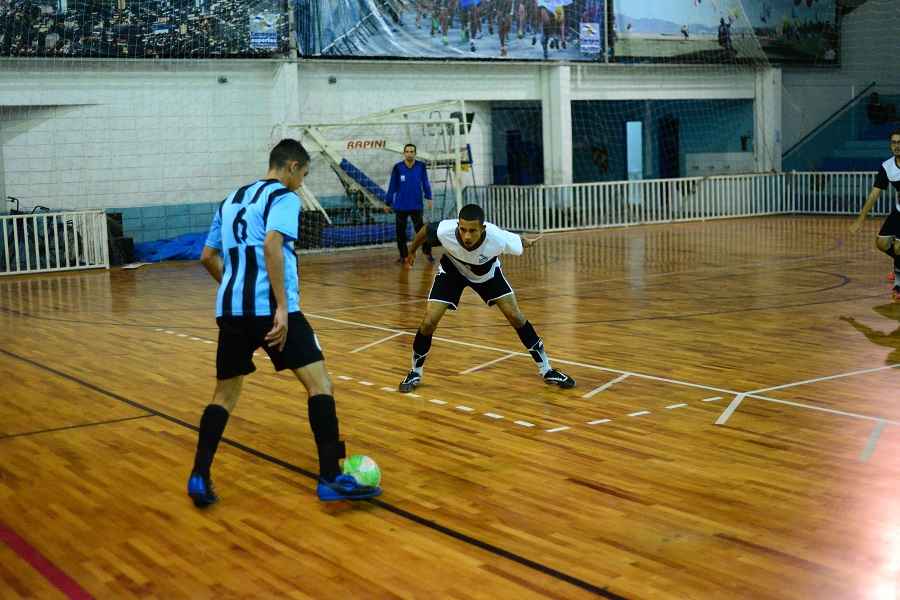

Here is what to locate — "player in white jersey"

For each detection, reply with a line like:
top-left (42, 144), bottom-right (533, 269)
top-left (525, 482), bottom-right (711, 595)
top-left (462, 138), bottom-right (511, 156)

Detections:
top-left (397, 203), bottom-right (575, 392)
top-left (850, 129), bottom-right (900, 301)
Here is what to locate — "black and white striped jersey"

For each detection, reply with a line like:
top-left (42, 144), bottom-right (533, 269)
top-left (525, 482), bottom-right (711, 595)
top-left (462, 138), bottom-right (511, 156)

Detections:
top-left (426, 219), bottom-right (523, 283)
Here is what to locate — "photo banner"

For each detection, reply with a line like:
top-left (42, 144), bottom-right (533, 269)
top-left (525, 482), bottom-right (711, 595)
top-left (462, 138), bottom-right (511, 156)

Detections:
top-left (612, 0), bottom-right (839, 65)
top-left (297, 0), bottom-right (608, 61)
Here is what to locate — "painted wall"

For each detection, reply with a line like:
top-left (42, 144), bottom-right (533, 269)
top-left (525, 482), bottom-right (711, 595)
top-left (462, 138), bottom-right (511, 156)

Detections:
top-left (1, 57), bottom-right (777, 243)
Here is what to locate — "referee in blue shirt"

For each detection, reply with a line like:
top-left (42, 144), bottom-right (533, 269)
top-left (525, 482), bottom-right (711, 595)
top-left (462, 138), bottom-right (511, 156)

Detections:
top-left (386, 143), bottom-right (434, 265)
top-left (187, 139), bottom-right (381, 506)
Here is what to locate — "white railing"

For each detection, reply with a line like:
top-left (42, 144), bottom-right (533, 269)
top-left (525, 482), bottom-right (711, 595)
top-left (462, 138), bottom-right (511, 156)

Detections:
top-left (0, 210), bottom-right (109, 276)
top-left (463, 171), bottom-right (894, 232)
top-left (788, 171), bottom-right (898, 216)
top-left (464, 173), bottom-right (788, 232)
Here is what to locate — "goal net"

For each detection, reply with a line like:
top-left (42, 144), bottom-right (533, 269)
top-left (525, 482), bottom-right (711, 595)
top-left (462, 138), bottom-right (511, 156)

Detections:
top-left (279, 103), bottom-right (471, 251)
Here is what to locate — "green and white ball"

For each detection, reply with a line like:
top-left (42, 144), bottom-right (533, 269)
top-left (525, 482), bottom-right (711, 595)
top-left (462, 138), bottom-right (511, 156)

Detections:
top-left (342, 455), bottom-right (381, 487)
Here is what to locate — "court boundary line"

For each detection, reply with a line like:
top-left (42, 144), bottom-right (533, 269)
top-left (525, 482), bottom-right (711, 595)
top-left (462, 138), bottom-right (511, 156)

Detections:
top-left (0, 347), bottom-right (628, 600)
top-left (0, 414), bottom-right (155, 440)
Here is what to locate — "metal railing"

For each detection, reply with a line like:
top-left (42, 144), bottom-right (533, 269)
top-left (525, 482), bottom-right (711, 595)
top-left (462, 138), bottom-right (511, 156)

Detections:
top-left (463, 171), bottom-right (894, 232)
top-left (464, 173), bottom-right (788, 232)
top-left (0, 209), bottom-right (109, 276)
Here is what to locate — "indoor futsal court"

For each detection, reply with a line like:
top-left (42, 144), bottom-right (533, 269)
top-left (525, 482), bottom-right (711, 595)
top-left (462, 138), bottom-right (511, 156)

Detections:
top-left (2, 215), bottom-right (898, 599)
top-left (3, 0), bottom-right (900, 597)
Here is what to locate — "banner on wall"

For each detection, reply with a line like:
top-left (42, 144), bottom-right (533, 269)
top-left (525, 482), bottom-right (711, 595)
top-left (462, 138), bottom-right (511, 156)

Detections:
top-left (298, 0), bottom-right (607, 61)
top-left (612, 0), bottom-right (839, 65)
top-left (250, 13), bottom-right (280, 50)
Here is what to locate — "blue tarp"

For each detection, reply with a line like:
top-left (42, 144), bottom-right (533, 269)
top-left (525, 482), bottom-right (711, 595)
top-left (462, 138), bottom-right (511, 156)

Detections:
top-left (133, 223), bottom-right (404, 260)
top-left (134, 232), bottom-right (207, 262)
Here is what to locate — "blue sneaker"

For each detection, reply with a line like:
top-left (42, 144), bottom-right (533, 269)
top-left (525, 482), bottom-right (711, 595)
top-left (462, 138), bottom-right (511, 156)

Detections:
top-left (187, 472), bottom-right (218, 507)
top-left (317, 474), bottom-right (382, 502)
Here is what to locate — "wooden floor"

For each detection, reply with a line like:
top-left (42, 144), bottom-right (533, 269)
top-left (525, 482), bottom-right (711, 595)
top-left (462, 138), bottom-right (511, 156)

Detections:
top-left (1, 215), bottom-right (899, 599)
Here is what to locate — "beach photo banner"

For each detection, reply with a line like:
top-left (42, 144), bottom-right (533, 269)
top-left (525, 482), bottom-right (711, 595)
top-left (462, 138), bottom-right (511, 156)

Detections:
top-left (612, 0), bottom-right (839, 65)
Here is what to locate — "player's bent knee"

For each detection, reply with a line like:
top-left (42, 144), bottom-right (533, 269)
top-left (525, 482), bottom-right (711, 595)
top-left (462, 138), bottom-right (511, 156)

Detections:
top-left (307, 371), bottom-right (333, 397)
top-left (876, 236), bottom-right (894, 253)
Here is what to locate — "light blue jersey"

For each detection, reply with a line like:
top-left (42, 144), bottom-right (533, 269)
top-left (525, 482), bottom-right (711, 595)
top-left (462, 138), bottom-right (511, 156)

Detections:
top-left (205, 179), bottom-right (301, 317)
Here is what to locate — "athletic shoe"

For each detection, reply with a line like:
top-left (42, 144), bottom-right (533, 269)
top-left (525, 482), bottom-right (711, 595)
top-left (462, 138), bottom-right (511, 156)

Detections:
top-left (399, 370), bottom-right (422, 393)
top-left (187, 472), bottom-right (218, 507)
top-left (543, 369), bottom-right (576, 389)
top-left (317, 474), bottom-right (382, 502)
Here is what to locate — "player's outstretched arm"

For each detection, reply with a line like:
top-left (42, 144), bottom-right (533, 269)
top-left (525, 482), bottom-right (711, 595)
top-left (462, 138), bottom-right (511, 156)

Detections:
top-left (521, 234), bottom-right (544, 249)
top-left (200, 246), bottom-right (223, 283)
top-left (850, 187), bottom-right (882, 233)
top-left (406, 224), bottom-right (429, 267)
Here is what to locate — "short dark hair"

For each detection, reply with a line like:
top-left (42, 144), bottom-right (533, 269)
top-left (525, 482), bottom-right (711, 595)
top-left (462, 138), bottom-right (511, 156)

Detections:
top-left (404, 143), bottom-right (417, 152)
top-left (458, 203), bottom-right (484, 224)
top-left (890, 128), bottom-right (900, 140)
top-left (269, 139), bottom-right (310, 169)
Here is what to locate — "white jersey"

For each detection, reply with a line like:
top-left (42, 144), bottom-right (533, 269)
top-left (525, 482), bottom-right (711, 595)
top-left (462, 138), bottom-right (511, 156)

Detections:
top-left (875, 157), bottom-right (900, 212)
top-left (433, 219), bottom-right (523, 283)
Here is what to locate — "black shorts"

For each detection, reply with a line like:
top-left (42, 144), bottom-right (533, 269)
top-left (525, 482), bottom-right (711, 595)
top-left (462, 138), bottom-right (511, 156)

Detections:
top-left (215, 312), bottom-right (324, 380)
top-left (427, 255), bottom-right (514, 310)
top-left (879, 210), bottom-right (900, 236)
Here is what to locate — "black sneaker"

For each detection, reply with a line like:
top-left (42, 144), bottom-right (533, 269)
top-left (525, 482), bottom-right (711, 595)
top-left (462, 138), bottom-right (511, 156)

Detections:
top-left (187, 472), bottom-right (218, 507)
top-left (399, 370), bottom-right (421, 393)
top-left (543, 369), bottom-right (575, 389)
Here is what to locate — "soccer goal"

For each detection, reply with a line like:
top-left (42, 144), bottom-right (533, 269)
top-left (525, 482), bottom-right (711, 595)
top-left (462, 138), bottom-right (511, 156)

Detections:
top-left (276, 101), bottom-right (473, 250)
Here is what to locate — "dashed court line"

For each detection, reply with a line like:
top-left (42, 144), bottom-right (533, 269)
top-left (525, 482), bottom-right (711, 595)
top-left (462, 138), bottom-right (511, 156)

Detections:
top-left (149, 328), bottom-right (900, 446)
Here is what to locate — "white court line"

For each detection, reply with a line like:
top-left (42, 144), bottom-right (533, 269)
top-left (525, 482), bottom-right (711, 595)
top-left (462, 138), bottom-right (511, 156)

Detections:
top-left (358, 381), bottom-right (374, 386)
top-left (349, 332), bottom-right (406, 354)
top-left (177, 333), bottom-right (187, 338)
top-left (189, 337), bottom-right (202, 341)
top-left (587, 419), bottom-right (611, 425)
top-left (859, 421), bottom-right (886, 462)
top-left (154, 328), bottom-right (164, 332)
top-left (303, 314), bottom-right (900, 426)
top-left (582, 374), bottom-right (630, 399)
top-left (546, 426), bottom-right (570, 433)
top-left (409, 393), bottom-right (422, 398)
top-left (316, 297), bottom-right (427, 314)
top-left (749, 364), bottom-right (900, 394)
top-left (337, 375), bottom-right (353, 381)
top-left (165, 330), bottom-right (175, 334)
top-left (483, 412), bottom-right (504, 420)
top-left (702, 396), bottom-right (722, 402)
top-left (429, 399), bottom-right (447, 405)
top-left (456, 405), bottom-right (474, 412)
top-left (715, 394), bottom-right (746, 425)
top-left (203, 340), bottom-right (214, 344)
top-left (514, 420), bottom-right (535, 428)
top-left (628, 411), bottom-right (651, 417)
top-left (305, 313), bottom-right (740, 396)
top-left (745, 393), bottom-right (900, 426)
top-left (665, 403), bottom-right (688, 410)
top-left (458, 353), bottom-right (518, 375)
top-left (380, 386), bottom-right (395, 392)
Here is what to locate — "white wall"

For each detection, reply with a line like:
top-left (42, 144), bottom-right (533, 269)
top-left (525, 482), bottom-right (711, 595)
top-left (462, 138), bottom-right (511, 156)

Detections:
top-left (781, 0), bottom-right (900, 150)
top-left (0, 57), bottom-right (779, 213)
top-left (0, 59), bottom-right (278, 210)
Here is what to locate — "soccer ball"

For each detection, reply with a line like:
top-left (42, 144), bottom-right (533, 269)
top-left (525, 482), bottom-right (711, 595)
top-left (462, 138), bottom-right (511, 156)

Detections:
top-left (342, 455), bottom-right (381, 487)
